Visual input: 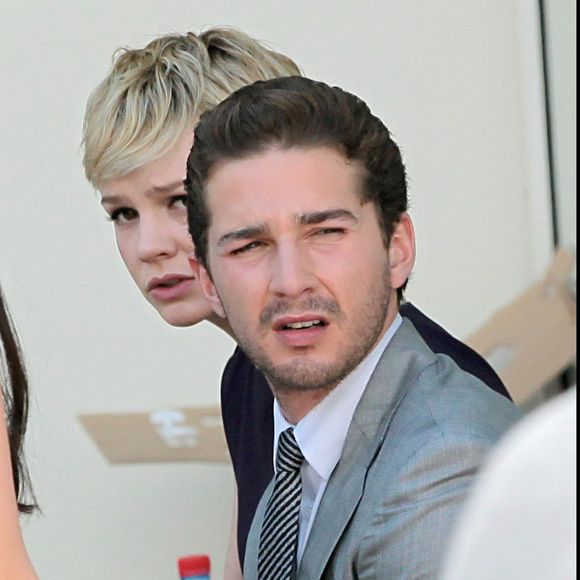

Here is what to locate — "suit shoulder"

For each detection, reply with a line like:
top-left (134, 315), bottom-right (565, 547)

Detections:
top-left (391, 353), bottom-right (522, 449)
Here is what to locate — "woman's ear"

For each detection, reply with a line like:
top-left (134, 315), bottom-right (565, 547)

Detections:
top-left (388, 213), bottom-right (416, 290)
top-left (188, 254), bottom-right (226, 318)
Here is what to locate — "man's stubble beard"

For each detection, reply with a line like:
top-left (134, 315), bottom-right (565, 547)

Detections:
top-left (221, 266), bottom-right (394, 396)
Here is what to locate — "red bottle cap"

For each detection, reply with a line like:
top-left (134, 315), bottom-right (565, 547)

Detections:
top-left (178, 554), bottom-right (210, 576)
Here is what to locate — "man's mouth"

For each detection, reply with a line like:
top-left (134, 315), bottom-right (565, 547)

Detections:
top-left (273, 315), bottom-right (329, 348)
top-left (274, 314), bottom-right (330, 331)
top-left (282, 319), bottom-right (326, 330)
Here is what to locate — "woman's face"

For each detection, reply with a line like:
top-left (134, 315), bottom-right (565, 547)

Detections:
top-left (99, 133), bottom-right (216, 327)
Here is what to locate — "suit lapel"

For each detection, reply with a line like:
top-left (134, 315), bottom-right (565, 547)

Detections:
top-left (297, 319), bottom-right (433, 578)
top-left (244, 478), bottom-right (276, 579)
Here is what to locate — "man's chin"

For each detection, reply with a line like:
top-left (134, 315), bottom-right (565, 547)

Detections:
top-left (263, 358), bottom-right (346, 393)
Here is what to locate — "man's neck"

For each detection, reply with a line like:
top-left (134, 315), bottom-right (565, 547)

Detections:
top-left (274, 385), bottom-right (335, 425)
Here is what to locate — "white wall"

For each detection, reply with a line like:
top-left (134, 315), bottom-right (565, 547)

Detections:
top-left (0, 1), bottom-right (560, 578)
top-left (544, 0), bottom-right (576, 250)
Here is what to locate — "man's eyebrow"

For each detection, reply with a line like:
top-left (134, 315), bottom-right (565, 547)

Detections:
top-left (298, 209), bottom-right (358, 226)
top-left (217, 224), bottom-right (271, 247)
top-left (216, 210), bottom-right (357, 247)
top-left (100, 181), bottom-right (185, 205)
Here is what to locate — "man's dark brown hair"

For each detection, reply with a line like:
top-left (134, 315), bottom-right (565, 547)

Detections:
top-left (185, 76), bottom-right (408, 295)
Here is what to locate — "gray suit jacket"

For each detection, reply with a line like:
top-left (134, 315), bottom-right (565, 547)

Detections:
top-left (244, 319), bottom-right (521, 579)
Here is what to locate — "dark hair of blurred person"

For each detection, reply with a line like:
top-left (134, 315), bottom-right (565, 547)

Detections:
top-left (0, 286), bottom-right (37, 513)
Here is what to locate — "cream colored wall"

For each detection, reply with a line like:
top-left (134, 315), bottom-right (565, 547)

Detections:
top-left (0, 1), bottom-right (561, 578)
top-left (544, 0), bottom-right (576, 250)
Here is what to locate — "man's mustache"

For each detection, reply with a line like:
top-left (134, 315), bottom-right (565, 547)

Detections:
top-left (259, 296), bottom-right (342, 326)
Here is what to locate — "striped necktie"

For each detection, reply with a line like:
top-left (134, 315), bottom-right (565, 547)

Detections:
top-left (258, 427), bottom-right (305, 580)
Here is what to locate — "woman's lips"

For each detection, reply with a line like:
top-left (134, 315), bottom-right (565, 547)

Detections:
top-left (148, 277), bottom-right (194, 301)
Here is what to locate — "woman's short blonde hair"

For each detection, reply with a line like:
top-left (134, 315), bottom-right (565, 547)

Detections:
top-left (82, 28), bottom-right (301, 186)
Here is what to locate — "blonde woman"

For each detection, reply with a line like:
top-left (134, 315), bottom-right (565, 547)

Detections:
top-left (82, 28), bottom-right (510, 578)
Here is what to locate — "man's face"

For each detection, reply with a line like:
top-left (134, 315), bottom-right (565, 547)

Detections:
top-left (100, 132), bottom-right (215, 327)
top-left (200, 146), bottom-right (408, 395)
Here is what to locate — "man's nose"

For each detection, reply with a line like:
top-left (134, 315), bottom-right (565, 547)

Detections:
top-left (269, 243), bottom-right (317, 298)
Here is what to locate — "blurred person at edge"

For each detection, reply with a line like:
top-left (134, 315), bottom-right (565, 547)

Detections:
top-left (82, 28), bottom-right (513, 579)
top-left (442, 387), bottom-right (576, 580)
top-left (0, 287), bottom-right (38, 579)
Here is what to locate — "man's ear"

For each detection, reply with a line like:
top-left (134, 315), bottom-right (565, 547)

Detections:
top-left (188, 254), bottom-right (226, 318)
top-left (388, 213), bottom-right (416, 290)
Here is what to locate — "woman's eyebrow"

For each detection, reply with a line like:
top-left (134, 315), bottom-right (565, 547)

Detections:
top-left (100, 181), bottom-right (185, 206)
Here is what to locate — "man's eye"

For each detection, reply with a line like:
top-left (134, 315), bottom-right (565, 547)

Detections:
top-left (107, 208), bottom-right (138, 224)
top-left (169, 195), bottom-right (187, 209)
top-left (315, 227), bottom-right (345, 236)
top-left (231, 241), bottom-right (263, 255)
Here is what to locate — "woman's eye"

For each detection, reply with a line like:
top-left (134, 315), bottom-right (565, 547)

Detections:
top-left (169, 195), bottom-right (187, 209)
top-left (108, 207), bottom-right (138, 224)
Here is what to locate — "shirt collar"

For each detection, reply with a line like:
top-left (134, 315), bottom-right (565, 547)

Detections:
top-left (273, 314), bottom-right (402, 480)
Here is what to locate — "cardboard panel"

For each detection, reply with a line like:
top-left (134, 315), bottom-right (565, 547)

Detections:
top-left (79, 405), bottom-right (229, 464)
top-left (467, 249), bottom-right (576, 405)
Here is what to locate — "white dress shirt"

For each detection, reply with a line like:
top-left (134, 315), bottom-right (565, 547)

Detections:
top-left (272, 314), bottom-right (402, 564)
